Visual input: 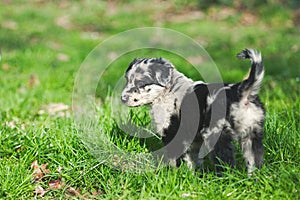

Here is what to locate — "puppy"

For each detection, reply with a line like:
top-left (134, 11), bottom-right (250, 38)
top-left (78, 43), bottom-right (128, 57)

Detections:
top-left (121, 49), bottom-right (265, 176)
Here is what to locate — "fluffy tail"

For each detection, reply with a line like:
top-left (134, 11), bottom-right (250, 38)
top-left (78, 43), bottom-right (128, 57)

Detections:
top-left (237, 49), bottom-right (264, 97)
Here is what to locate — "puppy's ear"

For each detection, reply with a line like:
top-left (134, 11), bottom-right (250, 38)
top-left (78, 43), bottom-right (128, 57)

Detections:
top-left (156, 66), bottom-right (172, 87)
top-left (150, 62), bottom-right (173, 87)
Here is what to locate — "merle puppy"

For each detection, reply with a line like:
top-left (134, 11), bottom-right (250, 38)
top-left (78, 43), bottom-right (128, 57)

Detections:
top-left (121, 49), bottom-right (265, 176)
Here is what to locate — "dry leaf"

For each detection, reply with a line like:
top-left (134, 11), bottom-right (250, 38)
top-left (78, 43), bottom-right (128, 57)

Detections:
top-left (67, 187), bottom-right (81, 197)
top-left (55, 15), bottom-right (72, 29)
top-left (1, 20), bottom-right (18, 30)
top-left (28, 74), bottom-right (40, 88)
top-left (41, 163), bottom-right (51, 174)
top-left (209, 7), bottom-right (236, 21)
top-left (21, 123), bottom-right (26, 130)
top-left (240, 12), bottom-right (258, 25)
top-left (92, 190), bottom-right (102, 196)
top-left (48, 179), bottom-right (63, 190)
top-left (5, 121), bottom-right (16, 129)
top-left (31, 160), bottom-right (39, 169)
top-left (81, 31), bottom-right (101, 40)
top-left (156, 10), bottom-right (204, 23)
top-left (58, 1), bottom-right (71, 9)
top-left (34, 186), bottom-right (47, 196)
top-left (2, 63), bottom-right (10, 71)
top-left (57, 166), bottom-right (63, 173)
top-left (31, 160), bottom-right (44, 182)
top-left (181, 193), bottom-right (197, 198)
top-left (38, 103), bottom-right (70, 117)
top-left (56, 53), bottom-right (70, 62)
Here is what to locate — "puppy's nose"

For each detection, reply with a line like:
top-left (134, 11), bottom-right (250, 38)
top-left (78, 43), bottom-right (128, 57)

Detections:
top-left (121, 94), bottom-right (129, 103)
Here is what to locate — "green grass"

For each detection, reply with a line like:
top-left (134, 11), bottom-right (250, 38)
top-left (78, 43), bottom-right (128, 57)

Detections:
top-left (0, 0), bottom-right (299, 199)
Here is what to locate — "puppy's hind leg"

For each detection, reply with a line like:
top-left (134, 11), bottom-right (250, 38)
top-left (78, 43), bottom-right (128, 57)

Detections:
top-left (240, 136), bottom-right (256, 176)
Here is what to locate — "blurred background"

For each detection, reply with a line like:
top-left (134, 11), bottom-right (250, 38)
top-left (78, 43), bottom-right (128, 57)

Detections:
top-left (1, 0), bottom-right (300, 106)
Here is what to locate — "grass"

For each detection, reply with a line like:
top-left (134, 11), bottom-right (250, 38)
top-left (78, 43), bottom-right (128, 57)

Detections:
top-left (0, 0), bottom-right (299, 199)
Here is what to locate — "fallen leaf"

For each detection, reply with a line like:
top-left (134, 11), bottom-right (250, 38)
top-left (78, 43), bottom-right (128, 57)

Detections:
top-left (155, 10), bottom-right (205, 23)
top-left (31, 160), bottom-right (44, 182)
top-left (57, 166), bottom-right (63, 173)
top-left (31, 160), bottom-right (39, 169)
top-left (2, 63), bottom-right (10, 71)
top-left (181, 193), bottom-right (197, 198)
top-left (34, 186), bottom-right (47, 197)
top-left (28, 74), bottom-right (40, 88)
top-left (208, 7), bottom-right (237, 21)
top-left (1, 20), bottom-right (18, 30)
top-left (240, 12), bottom-right (258, 25)
top-left (38, 103), bottom-right (70, 117)
top-left (81, 31), bottom-right (101, 40)
top-left (92, 190), bottom-right (102, 196)
top-left (41, 163), bottom-right (51, 174)
top-left (57, 53), bottom-right (70, 62)
top-left (67, 187), bottom-right (81, 197)
top-left (5, 121), bottom-right (16, 129)
top-left (48, 179), bottom-right (63, 190)
top-left (21, 123), bottom-right (26, 130)
top-left (55, 15), bottom-right (72, 30)
top-left (58, 1), bottom-right (71, 9)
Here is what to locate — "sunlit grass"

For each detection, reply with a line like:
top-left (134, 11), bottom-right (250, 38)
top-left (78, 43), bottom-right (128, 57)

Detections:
top-left (0, 0), bottom-right (299, 199)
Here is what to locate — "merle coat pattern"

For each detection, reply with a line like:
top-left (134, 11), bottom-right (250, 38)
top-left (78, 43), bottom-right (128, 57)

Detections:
top-left (121, 49), bottom-right (265, 176)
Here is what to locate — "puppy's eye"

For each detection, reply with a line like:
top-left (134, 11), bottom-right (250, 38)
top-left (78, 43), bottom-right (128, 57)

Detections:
top-left (138, 83), bottom-right (151, 89)
top-left (147, 88), bottom-right (151, 92)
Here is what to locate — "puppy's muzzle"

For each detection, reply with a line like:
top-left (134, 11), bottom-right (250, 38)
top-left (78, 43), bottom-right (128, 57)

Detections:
top-left (121, 94), bottom-right (129, 104)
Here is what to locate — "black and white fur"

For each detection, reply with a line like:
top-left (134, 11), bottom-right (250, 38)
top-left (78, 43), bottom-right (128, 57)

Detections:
top-left (121, 49), bottom-right (265, 176)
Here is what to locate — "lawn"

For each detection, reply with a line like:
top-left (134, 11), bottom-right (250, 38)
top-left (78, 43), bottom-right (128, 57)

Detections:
top-left (0, 0), bottom-right (299, 199)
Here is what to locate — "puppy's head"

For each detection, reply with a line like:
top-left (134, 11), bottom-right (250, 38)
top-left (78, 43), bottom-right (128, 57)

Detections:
top-left (121, 58), bottom-right (173, 107)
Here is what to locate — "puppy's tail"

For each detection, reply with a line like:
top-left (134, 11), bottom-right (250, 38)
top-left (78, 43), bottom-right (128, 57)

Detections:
top-left (237, 48), bottom-right (264, 97)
